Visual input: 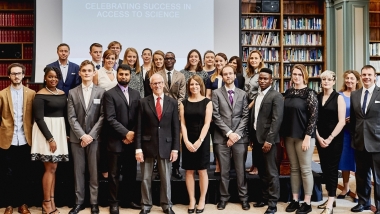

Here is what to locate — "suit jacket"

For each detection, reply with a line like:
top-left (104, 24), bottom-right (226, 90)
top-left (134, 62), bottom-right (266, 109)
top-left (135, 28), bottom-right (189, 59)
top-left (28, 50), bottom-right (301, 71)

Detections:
top-left (103, 85), bottom-right (140, 152)
top-left (249, 87), bottom-right (284, 144)
top-left (212, 87), bottom-right (249, 144)
top-left (136, 94), bottom-right (180, 159)
top-left (157, 69), bottom-right (186, 107)
top-left (0, 86), bottom-right (35, 149)
top-left (46, 60), bottom-right (81, 96)
top-left (67, 84), bottom-right (105, 143)
top-left (350, 85), bottom-right (380, 152)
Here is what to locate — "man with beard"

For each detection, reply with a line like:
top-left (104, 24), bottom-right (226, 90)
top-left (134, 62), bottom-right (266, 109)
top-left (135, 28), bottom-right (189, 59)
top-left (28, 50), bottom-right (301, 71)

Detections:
top-left (103, 64), bottom-right (141, 214)
top-left (0, 63), bottom-right (35, 214)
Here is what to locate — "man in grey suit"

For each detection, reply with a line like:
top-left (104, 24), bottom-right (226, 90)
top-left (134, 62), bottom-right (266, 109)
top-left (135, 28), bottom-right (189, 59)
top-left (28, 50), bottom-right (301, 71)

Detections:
top-left (67, 60), bottom-right (105, 214)
top-left (250, 68), bottom-right (283, 214)
top-left (212, 65), bottom-right (250, 211)
top-left (350, 65), bottom-right (380, 214)
top-left (136, 73), bottom-right (180, 214)
top-left (158, 51), bottom-right (186, 179)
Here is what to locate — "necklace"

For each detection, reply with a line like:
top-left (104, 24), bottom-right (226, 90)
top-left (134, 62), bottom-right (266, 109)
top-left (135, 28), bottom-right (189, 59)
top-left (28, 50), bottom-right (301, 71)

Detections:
top-left (105, 69), bottom-right (113, 74)
top-left (46, 87), bottom-right (59, 95)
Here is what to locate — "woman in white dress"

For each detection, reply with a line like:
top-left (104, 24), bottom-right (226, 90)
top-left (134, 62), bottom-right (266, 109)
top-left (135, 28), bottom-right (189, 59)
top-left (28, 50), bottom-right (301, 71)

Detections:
top-left (93, 49), bottom-right (118, 91)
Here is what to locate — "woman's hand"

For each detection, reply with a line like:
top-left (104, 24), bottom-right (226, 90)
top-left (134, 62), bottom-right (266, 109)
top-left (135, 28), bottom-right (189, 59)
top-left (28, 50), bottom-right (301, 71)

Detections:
top-left (193, 139), bottom-right (202, 151)
top-left (185, 141), bottom-right (196, 153)
top-left (301, 138), bottom-right (311, 151)
top-left (49, 141), bottom-right (57, 153)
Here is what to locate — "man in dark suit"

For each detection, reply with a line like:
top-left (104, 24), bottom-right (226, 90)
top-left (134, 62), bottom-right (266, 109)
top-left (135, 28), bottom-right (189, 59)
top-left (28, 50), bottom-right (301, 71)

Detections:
top-left (103, 64), bottom-right (141, 214)
top-left (107, 41), bottom-right (123, 70)
top-left (250, 68), bottom-right (283, 214)
top-left (67, 60), bottom-right (105, 214)
top-left (136, 73), bottom-right (180, 214)
top-left (47, 43), bottom-right (81, 96)
top-left (212, 65), bottom-right (250, 211)
top-left (89, 43), bottom-right (103, 70)
top-left (350, 65), bottom-right (380, 214)
top-left (158, 51), bottom-right (186, 179)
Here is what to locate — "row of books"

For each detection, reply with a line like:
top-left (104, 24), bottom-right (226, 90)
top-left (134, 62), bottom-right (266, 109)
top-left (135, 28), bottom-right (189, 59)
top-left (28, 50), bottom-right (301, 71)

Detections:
top-left (369, 60), bottom-right (380, 72)
top-left (283, 3), bottom-right (323, 15)
top-left (369, 43), bottom-right (380, 56)
top-left (242, 62), bottom-right (280, 78)
top-left (283, 64), bottom-right (322, 78)
top-left (242, 47), bottom-right (279, 62)
top-left (283, 33), bottom-right (322, 46)
top-left (370, 2), bottom-right (380, 12)
top-left (283, 48), bottom-right (323, 62)
top-left (283, 80), bottom-right (321, 92)
top-left (0, 13), bottom-right (34, 26)
top-left (23, 46), bottom-right (33, 59)
top-left (0, 63), bottom-right (33, 76)
top-left (241, 16), bottom-right (278, 30)
top-left (370, 14), bottom-right (380, 27)
top-left (283, 17), bottom-right (322, 30)
top-left (0, 30), bottom-right (33, 42)
top-left (241, 32), bottom-right (279, 46)
top-left (0, 2), bottom-right (33, 9)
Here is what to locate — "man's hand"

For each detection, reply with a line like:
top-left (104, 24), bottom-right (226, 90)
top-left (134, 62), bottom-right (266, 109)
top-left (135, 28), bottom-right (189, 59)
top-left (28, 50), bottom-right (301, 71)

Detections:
top-left (227, 139), bottom-right (234, 147)
top-left (126, 131), bottom-right (135, 142)
top-left (170, 152), bottom-right (178, 162)
top-left (80, 134), bottom-right (93, 147)
top-left (136, 152), bottom-right (144, 162)
top-left (228, 133), bottom-right (239, 143)
top-left (262, 141), bottom-right (272, 153)
top-left (122, 138), bottom-right (132, 144)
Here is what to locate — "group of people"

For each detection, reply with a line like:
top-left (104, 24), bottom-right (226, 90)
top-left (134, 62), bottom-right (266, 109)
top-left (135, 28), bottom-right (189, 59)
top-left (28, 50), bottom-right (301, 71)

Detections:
top-left (0, 41), bottom-right (379, 214)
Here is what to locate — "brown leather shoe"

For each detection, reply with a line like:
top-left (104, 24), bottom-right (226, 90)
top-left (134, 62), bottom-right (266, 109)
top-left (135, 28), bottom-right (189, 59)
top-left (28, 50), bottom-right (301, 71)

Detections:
top-left (4, 206), bottom-right (13, 214)
top-left (18, 204), bottom-right (31, 214)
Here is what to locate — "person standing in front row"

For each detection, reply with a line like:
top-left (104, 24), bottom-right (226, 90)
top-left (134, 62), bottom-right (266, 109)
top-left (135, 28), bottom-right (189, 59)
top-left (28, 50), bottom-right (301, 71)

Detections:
top-left (67, 60), bottom-right (105, 214)
top-left (250, 68), bottom-right (283, 214)
top-left (212, 65), bottom-right (250, 211)
top-left (0, 63), bottom-right (35, 214)
top-left (103, 64), bottom-right (141, 214)
top-left (282, 64), bottom-right (318, 214)
top-left (136, 73), bottom-right (180, 214)
top-left (350, 65), bottom-right (380, 214)
top-left (46, 43), bottom-right (81, 96)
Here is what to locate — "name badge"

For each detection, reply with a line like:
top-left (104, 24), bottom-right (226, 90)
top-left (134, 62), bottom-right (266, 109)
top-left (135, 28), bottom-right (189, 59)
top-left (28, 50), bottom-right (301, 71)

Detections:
top-left (94, 99), bottom-right (101, 104)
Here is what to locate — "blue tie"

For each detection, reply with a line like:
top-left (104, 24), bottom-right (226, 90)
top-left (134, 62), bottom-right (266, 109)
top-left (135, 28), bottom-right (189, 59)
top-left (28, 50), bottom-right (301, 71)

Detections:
top-left (362, 90), bottom-right (369, 114)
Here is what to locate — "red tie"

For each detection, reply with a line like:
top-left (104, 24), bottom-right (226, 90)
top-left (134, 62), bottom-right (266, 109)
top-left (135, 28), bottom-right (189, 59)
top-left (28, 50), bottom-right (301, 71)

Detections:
top-left (156, 97), bottom-right (162, 120)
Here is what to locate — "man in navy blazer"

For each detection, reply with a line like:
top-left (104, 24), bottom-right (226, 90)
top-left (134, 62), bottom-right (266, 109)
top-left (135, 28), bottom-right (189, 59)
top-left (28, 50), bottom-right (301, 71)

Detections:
top-left (47, 43), bottom-right (81, 96)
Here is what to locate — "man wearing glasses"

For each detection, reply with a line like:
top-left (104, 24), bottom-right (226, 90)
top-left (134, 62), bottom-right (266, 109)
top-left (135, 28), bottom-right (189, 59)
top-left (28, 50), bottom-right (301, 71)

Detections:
top-left (158, 52), bottom-right (186, 179)
top-left (0, 63), bottom-right (35, 214)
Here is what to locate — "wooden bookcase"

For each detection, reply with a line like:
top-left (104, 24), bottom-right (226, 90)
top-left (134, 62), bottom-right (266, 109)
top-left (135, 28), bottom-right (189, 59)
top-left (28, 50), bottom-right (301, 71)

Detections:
top-left (241, 0), bottom-right (326, 92)
top-left (369, 0), bottom-right (380, 76)
top-left (0, 1), bottom-right (39, 91)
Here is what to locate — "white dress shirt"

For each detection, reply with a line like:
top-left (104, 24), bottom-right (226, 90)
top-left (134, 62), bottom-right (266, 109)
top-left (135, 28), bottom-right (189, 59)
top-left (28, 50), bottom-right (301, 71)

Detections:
top-left (82, 83), bottom-right (93, 109)
top-left (59, 60), bottom-right (69, 81)
top-left (254, 86), bottom-right (271, 130)
top-left (361, 84), bottom-right (376, 114)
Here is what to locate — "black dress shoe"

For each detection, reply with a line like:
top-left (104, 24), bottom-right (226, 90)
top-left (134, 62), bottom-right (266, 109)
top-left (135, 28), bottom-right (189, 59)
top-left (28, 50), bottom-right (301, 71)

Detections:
top-left (265, 206), bottom-right (277, 214)
top-left (217, 201), bottom-right (227, 210)
top-left (285, 200), bottom-right (300, 212)
top-left (296, 202), bottom-right (311, 214)
top-left (163, 207), bottom-right (175, 214)
top-left (241, 201), bottom-right (250, 210)
top-left (254, 201), bottom-right (268, 207)
top-left (172, 169), bottom-right (183, 179)
top-left (69, 204), bottom-right (85, 214)
top-left (90, 204), bottom-right (99, 214)
top-left (337, 190), bottom-right (351, 199)
top-left (127, 202), bottom-right (142, 210)
top-left (139, 209), bottom-right (151, 214)
top-left (351, 204), bottom-right (371, 212)
top-left (109, 205), bottom-right (119, 214)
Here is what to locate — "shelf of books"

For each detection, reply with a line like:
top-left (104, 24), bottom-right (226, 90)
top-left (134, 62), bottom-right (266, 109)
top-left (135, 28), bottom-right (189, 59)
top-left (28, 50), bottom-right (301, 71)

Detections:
top-left (369, 0), bottom-right (380, 78)
top-left (0, 1), bottom-right (38, 91)
top-left (241, 0), bottom-right (325, 92)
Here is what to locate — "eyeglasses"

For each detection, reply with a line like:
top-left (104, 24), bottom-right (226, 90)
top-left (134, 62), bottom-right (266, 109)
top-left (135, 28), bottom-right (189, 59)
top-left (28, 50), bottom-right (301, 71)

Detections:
top-left (150, 81), bottom-right (163, 86)
top-left (10, 72), bottom-right (23, 77)
top-left (164, 57), bottom-right (175, 61)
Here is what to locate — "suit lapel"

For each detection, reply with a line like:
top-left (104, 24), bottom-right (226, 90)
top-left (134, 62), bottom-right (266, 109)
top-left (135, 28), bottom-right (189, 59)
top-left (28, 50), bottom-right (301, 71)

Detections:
top-left (160, 70), bottom-right (170, 90)
top-left (170, 71), bottom-right (179, 89)
top-left (221, 87), bottom-right (232, 109)
top-left (86, 86), bottom-right (97, 111)
top-left (259, 88), bottom-right (273, 110)
top-left (5, 86), bottom-right (14, 121)
top-left (148, 95), bottom-right (158, 119)
top-left (77, 86), bottom-right (87, 112)
top-left (161, 95), bottom-right (170, 118)
top-left (356, 88), bottom-right (365, 117)
top-left (366, 86), bottom-right (380, 113)
top-left (232, 89), bottom-right (239, 109)
top-left (115, 86), bottom-right (129, 107)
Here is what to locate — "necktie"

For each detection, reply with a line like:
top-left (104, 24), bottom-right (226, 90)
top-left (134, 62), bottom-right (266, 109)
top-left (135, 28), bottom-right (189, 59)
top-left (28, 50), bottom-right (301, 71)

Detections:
top-left (124, 89), bottom-right (129, 105)
top-left (228, 90), bottom-right (234, 105)
top-left (362, 90), bottom-right (369, 114)
top-left (167, 72), bottom-right (171, 87)
top-left (113, 63), bottom-right (118, 70)
top-left (156, 97), bottom-right (162, 120)
top-left (96, 65), bottom-right (100, 70)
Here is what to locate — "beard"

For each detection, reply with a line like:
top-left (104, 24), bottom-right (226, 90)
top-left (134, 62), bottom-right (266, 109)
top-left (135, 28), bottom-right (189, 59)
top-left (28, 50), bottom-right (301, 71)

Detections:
top-left (118, 80), bottom-right (130, 86)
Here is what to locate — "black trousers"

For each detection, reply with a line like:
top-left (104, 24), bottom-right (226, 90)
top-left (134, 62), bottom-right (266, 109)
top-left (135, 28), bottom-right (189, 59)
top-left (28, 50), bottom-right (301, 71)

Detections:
top-left (355, 149), bottom-right (380, 209)
top-left (108, 143), bottom-right (137, 205)
top-left (252, 130), bottom-right (280, 207)
top-left (0, 144), bottom-right (31, 207)
top-left (316, 138), bottom-right (343, 197)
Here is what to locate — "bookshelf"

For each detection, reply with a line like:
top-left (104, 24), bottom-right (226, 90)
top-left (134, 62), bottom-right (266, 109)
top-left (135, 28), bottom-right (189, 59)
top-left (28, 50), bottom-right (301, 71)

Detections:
top-left (369, 0), bottom-right (380, 78)
top-left (0, 1), bottom-right (39, 91)
top-left (240, 0), bottom-right (326, 92)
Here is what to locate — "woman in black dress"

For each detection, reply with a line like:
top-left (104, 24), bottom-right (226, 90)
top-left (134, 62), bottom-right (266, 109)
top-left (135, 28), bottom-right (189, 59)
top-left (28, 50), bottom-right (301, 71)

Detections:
top-left (180, 75), bottom-right (212, 213)
top-left (316, 70), bottom-right (346, 214)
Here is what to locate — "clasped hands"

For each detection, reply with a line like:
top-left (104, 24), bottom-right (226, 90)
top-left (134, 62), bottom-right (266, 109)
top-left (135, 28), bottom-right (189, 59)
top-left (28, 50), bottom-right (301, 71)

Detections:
top-left (227, 132), bottom-right (240, 147)
top-left (122, 131), bottom-right (135, 144)
top-left (80, 134), bottom-right (93, 147)
top-left (185, 139), bottom-right (201, 152)
top-left (317, 137), bottom-right (332, 148)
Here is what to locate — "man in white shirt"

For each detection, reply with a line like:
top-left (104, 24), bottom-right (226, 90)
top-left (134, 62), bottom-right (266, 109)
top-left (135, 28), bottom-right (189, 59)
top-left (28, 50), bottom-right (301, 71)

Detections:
top-left (89, 43), bottom-right (103, 70)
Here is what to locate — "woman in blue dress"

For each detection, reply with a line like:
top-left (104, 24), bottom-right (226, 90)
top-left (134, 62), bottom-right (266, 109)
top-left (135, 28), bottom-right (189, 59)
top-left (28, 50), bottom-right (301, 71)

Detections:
top-left (337, 70), bottom-right (361, 201)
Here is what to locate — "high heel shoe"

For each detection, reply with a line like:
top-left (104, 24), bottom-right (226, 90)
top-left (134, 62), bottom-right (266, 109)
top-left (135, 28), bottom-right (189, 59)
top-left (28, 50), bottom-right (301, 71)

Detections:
top-left (317, 200), bottom-right (336, 209)
top-left (337, 190), bottom-right (351, 199)
top-left (50, 196), bottom-right (60, 214)
top-left (195, 207), bottom-right (205, 213)
top-left (321, 207), bottom-right (333, 214)
top-left (42, 199), bottom-right (56, 214)
top-left (188, 204), bottom-right (196, 213)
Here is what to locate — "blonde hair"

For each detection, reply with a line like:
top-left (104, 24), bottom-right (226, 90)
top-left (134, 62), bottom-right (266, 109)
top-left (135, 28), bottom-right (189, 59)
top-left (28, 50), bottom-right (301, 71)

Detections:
top-left (122, 47), bottom-right (141, 74)
top-left (339, 70), bottom-right (362, 92)
top-left (320, 70), bottom-right (336, 80)
top-left (291, 64), bottom-right (309, 85)
top-left (148, 50), bottom-right (165, 78)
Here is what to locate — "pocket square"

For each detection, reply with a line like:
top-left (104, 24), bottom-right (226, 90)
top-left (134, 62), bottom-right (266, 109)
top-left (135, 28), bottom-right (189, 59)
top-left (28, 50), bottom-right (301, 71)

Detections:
top-left (375, 100), bottom-right (380, 103)
top-left (71, 73), bottom-right (76, 75)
